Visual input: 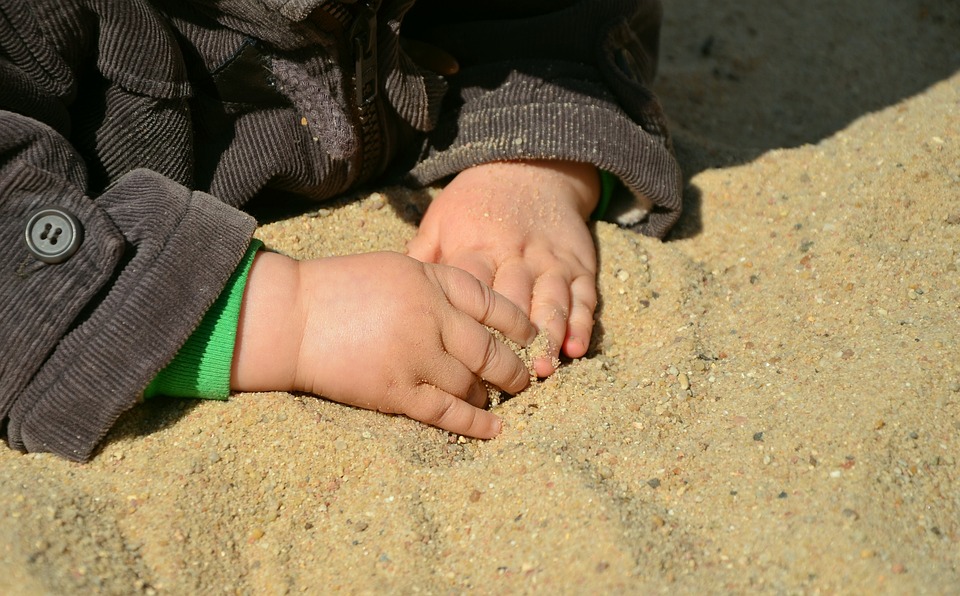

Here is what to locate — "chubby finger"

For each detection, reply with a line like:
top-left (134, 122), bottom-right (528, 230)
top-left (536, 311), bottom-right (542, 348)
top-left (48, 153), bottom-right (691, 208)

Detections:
top-left (490, 258), bottom-right (535, 318)
top-left (563, 273), bottom-right (597, 359)
top-left (430, 356), bottom-right (489, 409)
top-left (405, 384), bottom-right (502, 439)
top-left (530, 272), bottom-right (571, 377)
top-left (435, 266), bottom-right (536, 347)
top-left (441, 316), bottom-right (531, 394)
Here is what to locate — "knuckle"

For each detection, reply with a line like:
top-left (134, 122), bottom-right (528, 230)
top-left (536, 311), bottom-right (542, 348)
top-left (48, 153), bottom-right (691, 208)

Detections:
top-left (428, 395), bottom-right (459, 427)
top-left (476, 333), bottom-right (501, 375)
top-left (476, 278), bottom-right (498, 323)
top-left (506, 365), bottom-right (528, 394)
top-left (574, 291), bottom-right (598, 312)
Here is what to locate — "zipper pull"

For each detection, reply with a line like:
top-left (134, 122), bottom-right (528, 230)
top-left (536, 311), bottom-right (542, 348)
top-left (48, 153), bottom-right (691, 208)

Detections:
top-left (351, 0), bottom-right (381, 106)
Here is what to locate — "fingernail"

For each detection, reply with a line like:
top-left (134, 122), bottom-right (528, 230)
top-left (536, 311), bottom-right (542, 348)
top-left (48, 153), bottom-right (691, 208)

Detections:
top-left (533, 357), bottom-right (555, 379)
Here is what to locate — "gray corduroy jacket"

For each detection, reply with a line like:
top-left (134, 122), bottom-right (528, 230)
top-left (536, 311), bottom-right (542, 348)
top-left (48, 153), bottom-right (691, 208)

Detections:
top-left (0, 0), bottom-right (681, 461)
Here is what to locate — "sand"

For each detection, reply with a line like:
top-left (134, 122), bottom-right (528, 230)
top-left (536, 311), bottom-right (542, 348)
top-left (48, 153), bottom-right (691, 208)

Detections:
top-left (2, 1), bottom-right (958, 593)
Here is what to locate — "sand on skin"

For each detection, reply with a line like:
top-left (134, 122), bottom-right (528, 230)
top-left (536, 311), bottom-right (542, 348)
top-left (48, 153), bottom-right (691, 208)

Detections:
top-left (1, 1), bottom-right (958, 593)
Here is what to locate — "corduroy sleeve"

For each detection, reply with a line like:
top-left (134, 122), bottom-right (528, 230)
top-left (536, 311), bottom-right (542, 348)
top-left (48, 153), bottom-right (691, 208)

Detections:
top-left (1, 161), bottom-right (257, 461)
top-left (403, 0), bottom-right (682, 238)
top-left (0, 0), bottom-right (258, 461)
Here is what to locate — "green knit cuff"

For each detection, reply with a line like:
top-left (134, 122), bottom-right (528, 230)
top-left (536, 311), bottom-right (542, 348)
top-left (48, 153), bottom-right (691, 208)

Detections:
top-left (144, 239), bottom-right (264, 400)
top-left (591, 169), bottom-right (618, 221)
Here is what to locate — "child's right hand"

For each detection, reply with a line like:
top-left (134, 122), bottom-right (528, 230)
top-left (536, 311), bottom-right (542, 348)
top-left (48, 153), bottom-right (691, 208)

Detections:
top-left (230, 250), bottom-right (536, 438)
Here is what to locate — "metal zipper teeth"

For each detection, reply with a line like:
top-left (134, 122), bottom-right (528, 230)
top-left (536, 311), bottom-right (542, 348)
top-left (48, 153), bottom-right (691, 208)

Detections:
top-left (318, 1), bottom-right (384, 183)
top-left (322, 2), bottom-right (352, 26)
top-left (357, 105), bottom-right (381, 182)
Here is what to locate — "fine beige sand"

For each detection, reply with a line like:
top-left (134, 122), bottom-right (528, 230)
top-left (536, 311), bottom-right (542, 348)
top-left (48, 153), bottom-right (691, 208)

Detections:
top-left (2, 2), bottom-right (958, 593)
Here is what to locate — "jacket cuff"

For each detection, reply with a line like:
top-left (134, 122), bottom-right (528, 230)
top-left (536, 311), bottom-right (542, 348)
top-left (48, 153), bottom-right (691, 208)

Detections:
top-left (408, 67), bottom-right (682, 237)
top-left (7, 169), bottom-right (257, 461)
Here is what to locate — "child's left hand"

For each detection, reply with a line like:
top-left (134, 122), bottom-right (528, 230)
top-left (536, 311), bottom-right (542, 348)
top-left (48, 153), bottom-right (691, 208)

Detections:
top-left (407, 160), bottom-right (600, 377)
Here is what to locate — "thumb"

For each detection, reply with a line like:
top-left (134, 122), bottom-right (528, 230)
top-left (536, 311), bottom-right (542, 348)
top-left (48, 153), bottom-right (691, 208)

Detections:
top-left (406, 232), bottom-right (440, 263)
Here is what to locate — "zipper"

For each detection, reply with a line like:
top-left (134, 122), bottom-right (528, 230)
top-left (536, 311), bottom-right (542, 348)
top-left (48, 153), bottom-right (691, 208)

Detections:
top-left (320, 0), bottom-right (385, 184)
top-left (350, 0), bottom-right (380, 107)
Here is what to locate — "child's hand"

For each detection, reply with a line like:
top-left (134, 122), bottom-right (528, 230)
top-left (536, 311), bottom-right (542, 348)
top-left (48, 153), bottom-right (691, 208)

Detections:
top-left (230, 251), bottom-right (537, 438)
top-left (406, 160), bottom-right (600, 377)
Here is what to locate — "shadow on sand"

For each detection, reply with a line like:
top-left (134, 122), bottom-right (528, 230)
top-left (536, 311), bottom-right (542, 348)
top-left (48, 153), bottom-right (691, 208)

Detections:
top-left (655, 0), bottom-right (959, 237)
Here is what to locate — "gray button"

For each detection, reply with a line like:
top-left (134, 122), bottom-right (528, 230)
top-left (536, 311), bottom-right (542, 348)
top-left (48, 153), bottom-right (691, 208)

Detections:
top-left (24, 208), bottom-right (83, 264)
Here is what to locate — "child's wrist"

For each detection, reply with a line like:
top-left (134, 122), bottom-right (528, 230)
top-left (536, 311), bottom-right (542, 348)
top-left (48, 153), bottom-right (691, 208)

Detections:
top-left (561, 161), bottom-right (601, 219)
top-left (230, 250), bottom-right (304, 392)
top-left (512, 159), bottom-right (600, 219)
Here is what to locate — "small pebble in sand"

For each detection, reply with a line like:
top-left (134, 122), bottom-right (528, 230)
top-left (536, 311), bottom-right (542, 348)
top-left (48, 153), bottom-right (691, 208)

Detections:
top-left (842, 509), bottom-right (860, 521)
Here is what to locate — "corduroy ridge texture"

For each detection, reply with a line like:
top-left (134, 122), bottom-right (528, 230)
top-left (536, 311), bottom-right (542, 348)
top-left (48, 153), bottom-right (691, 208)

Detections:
top-left (0, 0), bottom-right (681, 461)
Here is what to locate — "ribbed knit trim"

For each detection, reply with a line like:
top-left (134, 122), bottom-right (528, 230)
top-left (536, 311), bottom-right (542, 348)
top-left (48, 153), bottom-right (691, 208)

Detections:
top-left (144, 239), bottom-right (263, 400)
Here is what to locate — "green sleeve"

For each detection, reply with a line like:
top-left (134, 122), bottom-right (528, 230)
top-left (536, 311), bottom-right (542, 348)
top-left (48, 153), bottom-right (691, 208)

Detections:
top-left (143, 239), bottom-right (264, 400)
top-left (591, 169), bottom-right (618, 221)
